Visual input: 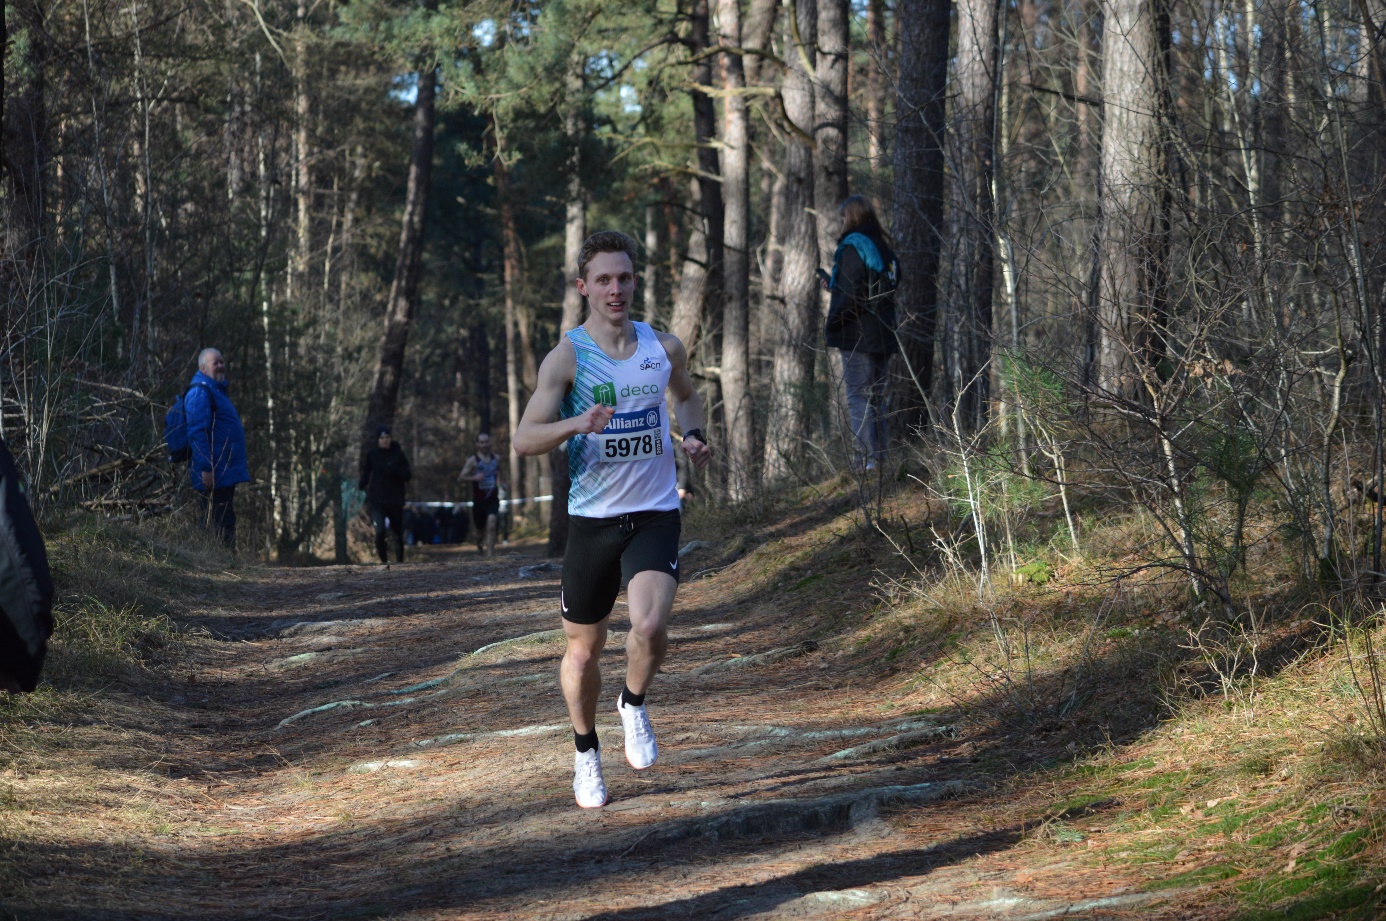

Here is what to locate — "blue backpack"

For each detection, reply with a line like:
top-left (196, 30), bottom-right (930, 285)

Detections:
top-left (164, 383), bottom-right (211, 463)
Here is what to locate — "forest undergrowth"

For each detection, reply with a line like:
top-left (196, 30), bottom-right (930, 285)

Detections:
top-left (685, 461), bottom-right (1386, 919)
top-left (0, 470), bottom-right (1383, 918)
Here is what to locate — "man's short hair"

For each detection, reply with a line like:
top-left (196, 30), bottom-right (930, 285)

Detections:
top-left (577, 231), bottom-right (638, 281)
top-left (197, 347), bottom-right (221, 370)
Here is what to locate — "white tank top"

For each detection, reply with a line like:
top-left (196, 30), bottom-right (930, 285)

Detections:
top-left (561, 322), bottom-right (680, 518)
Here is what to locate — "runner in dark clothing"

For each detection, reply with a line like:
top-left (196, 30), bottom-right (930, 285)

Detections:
top-left (358, 425), bottom-right (412, 564)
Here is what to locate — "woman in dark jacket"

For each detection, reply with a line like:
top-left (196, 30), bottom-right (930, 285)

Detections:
top-left (824, 195), bottom-right (899, 469)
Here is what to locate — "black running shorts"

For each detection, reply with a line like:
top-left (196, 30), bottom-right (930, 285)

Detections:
top-left (560, 509), bottom-right (681, 625)
top-left (473, 489), bottom-right (500, 529)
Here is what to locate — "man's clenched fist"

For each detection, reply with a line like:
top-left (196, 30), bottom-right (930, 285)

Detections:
top-left (681, 434), bottom-right (711, 469)
top-left (575, 403), bottom-right (616, 435)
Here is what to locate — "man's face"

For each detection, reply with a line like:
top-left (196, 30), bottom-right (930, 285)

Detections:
top-left (202, 351), bottom-right (228, 382)
top-left (575, 251), bottom-right (637, 325)
top-left (477, 435), bottom-right (492, 454)
top-left (378, 433), bottom-right (392, 449)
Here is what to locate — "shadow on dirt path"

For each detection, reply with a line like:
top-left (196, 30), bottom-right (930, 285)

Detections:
top-left (4, 542), bottom-right (1204, 920)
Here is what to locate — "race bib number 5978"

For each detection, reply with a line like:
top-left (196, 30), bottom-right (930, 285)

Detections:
top-left (597, 409), bottom-right (665, 463)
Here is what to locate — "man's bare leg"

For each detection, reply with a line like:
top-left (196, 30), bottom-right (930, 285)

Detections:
top-left (624, 571), bottom-right (675, 694)
top-left (560, 618), bottom-right (608, 733)
top-left (485, 513), bottom-right (498, 557)
top-left (562, 616), bottom-right (609, 807)
top-left (616, 571), bottom-right (675, 770)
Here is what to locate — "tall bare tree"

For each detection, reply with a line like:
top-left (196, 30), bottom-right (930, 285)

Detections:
top-left (669, 0), bottom-right (725, 372)
top-left (764, 0), bottom-right (818, 479)
top-left (363, 66), bottom-right (437, 442)
top-left (559, 50), bottom-right (588, 335)
top-left (1095, 0), bottom-right (1170, 399)
top-left (719, 0), bottom-right (755, 499)
top-left (551, 48), bottom-right (589, 555)
top-left (1, 0), bottom-right (47, 276)
top-left (945, 0), bottom-right (999, 431)
top-left (865, 0), bottom-right (888, 171)
top-left (815, 0), bottom-right (849, 266)
top-left (493, 126), bottom-right (526, 503)
top-left (892, 0), bottom-right (951, 429)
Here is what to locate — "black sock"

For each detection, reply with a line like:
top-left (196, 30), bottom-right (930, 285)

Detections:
top-left (621, 684), bottom-right (645, 708)
top-left (574, 729), bottom-right (598, 753)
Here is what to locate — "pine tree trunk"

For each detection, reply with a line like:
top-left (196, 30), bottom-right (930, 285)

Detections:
top-left (945, 0), bottom-right (998, 432)
top-left (493, 128), bottom-right (526, 504)
top-left (672, 0), bottom-right (725, 377)
top-left (816, 0), bottom-right (850, 453)
top-left (1096, 0), bottom-right (1170, 400)
top-left (692, 0), bottom-right (725, 333)
top-left (2, 0), bottom-right (47, 277)
top-left (743, 0), bottom-right (780, 87)
top-left (719, 0), bottom-right (755, 500)
top-left (866, 0), bottom-right (887, 170)
top-left (643, 202), bottom-right (659, 323)
top-left (559, 53), bottom-right (587, 335)
top-left (551, 50), bottom-right (587, 555)
top-left (290, 0), bottom-right (312, 306)
top-left (892, 0), bottom-right (951, 430)
top-left (764, 0), bottom-right (818, 480)
top-left (669, 176), bottom-right (710, 354)
top-left (815, 0), bottom-right (849, 266)
top-left (363, 67), bottom-right (437, 442)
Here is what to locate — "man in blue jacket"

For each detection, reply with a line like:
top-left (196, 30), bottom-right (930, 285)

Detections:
top-left (186, 348), bottom-right (250, 548)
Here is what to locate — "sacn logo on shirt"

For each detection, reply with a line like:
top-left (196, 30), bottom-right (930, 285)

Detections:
top-left (593, 381), bottom-right (617, 406)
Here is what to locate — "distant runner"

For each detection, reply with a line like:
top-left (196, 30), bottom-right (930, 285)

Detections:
top-left (458, 432), bottom-right (504, 558)
top-left (515, 230), bottom-right (712, 809)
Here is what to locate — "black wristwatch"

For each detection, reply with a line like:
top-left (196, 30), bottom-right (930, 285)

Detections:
top-left (682, 428), bottom-right (707, 448)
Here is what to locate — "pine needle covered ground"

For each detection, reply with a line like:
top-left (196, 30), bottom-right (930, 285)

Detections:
top-left (0, 483), bottom-right (1382, 920)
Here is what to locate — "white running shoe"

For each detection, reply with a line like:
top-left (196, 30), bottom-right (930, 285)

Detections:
top-left (617, 697), bottom-right (658, 769)
top-left (573, 747), bottom-right (607, 808)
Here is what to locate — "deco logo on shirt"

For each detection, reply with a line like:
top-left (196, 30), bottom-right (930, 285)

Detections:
top-left (598, 408), bottom-right (665, 463)
top-left (593, 381), bottom-right (617, 407)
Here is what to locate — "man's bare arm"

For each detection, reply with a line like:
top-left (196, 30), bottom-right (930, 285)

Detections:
top-left (514, 341), bottom-right (615, 456)
top-left (458, 456), bottom-right (478, 483)
top-left (659, 332), bottom-right (712, 470)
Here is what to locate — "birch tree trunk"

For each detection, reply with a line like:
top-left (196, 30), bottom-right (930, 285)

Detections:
top-left (363, 66), bottom-right (436, 442)
top-left (945, 0), bottom-right (998, 432)
top-left (764, 0), bottom-right (818, 480)
top-left (892, 0), bottom-right (951, 429)
top-left (720, 0), bottom-right (755, 499)
top-left (1096, 0), bottom-right (1170, 400)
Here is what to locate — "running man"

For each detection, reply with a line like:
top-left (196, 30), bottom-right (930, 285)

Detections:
top-left (515, 230), bottom-right (711, 809)
top-left (458, 432), bottom-right (504, 558)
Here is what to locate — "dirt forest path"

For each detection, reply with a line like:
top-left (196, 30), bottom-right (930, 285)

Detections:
top-left (17, 541), bottom-right (1196, 921)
